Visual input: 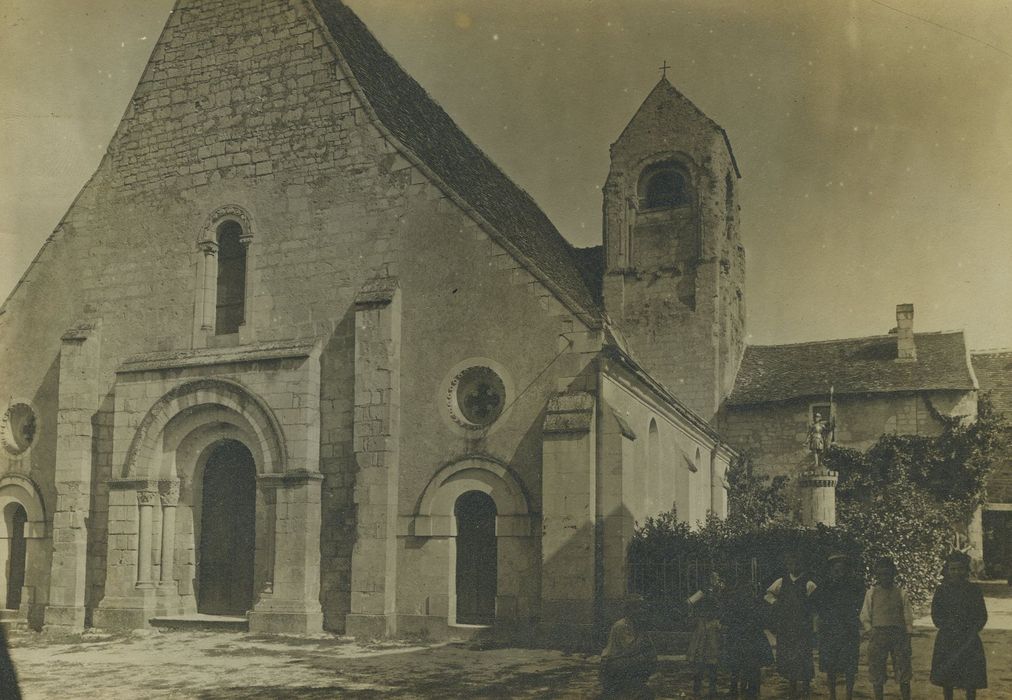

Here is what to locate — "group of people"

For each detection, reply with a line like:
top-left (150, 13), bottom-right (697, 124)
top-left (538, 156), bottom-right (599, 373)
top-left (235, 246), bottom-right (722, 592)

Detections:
top-left (600, 550), bottom-right (988, 699)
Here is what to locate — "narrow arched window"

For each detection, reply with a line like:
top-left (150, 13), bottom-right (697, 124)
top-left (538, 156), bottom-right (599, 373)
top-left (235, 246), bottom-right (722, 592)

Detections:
top-left (215, 221), bottom-right (246, 335)
top-left (640, 163), bottom-right (691, 209)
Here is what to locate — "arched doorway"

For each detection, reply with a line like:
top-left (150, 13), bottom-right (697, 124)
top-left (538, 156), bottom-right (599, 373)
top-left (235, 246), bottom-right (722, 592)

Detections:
top-left (198, 440), bottom-right (255, 616)
top-left (455, 491), bottom-right (497, 625)
top-left (4, 504), bottom-right (26, 610)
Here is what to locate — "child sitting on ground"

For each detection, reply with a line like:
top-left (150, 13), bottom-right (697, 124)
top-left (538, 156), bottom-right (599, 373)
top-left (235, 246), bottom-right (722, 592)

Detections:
top-left (600, 595), bottom-right (657, 699)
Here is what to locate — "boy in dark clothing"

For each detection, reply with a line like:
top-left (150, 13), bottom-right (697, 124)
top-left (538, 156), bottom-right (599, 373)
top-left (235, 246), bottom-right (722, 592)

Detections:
top-left (930, 551), bottom-right (988, 699)
top-left (860, 556), bottom-right (913, 700)
top-left (722, 579), bottom-right (773, 699)
top-left (765, 551), bottom-right (816, 700)
top-left (814, 553), bottom-right (863, 700)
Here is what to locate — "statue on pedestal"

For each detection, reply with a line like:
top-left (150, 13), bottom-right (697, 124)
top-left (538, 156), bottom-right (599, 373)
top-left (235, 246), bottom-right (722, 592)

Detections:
top-left (806, 386), bottom-right (837, 469)
top-left (807, 412), bottom-right (835, 468)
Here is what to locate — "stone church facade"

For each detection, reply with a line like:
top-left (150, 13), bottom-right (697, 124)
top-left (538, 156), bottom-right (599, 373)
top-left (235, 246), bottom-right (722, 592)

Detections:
top-left (0, 0), bottom-right (740, 639)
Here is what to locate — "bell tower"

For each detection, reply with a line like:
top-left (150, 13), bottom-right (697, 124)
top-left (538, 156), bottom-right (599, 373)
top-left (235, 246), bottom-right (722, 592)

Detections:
top-left (602, 77), bottom-right (745, 420)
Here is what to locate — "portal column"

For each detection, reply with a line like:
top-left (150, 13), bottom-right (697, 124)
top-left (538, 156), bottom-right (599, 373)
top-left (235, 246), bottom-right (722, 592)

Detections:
top-left (155, 481), bottom-right (180, 616)
top-left (158, 482), bottom-right (178, 586)
top-left (135, 490), bottom-right (157, 586)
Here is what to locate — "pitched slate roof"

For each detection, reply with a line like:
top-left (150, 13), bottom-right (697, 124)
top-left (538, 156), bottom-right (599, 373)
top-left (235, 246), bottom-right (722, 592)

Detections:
top-left (971, 350), bottom-right (1012, 415)
top-left (727, 331), bottom-right (976, 406)
top-left (571, 245), bottom-right (604, 305)
top-left (311, 0), bottom-right (600, 321)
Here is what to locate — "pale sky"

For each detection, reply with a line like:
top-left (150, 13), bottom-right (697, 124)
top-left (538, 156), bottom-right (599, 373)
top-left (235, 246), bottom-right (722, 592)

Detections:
top-left (2, 0), bottom-right (1011, 350)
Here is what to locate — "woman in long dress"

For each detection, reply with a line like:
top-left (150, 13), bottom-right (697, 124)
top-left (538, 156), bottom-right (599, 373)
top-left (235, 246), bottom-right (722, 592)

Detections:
top-left (930, 551), bottom-right (987, 700)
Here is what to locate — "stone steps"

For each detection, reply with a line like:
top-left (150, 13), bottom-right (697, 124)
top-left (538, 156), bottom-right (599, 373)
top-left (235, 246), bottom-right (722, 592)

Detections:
top-left (150, 614), bottom-right (248, 632)
top-left (0, 609), bottom-right (27, 631)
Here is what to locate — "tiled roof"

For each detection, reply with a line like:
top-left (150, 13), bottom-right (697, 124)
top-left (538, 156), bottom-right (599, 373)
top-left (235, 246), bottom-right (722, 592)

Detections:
top-left (971, 350), bottom-right (1012, 415)
top-left (571, 245), bottom-right (604, 305)
top-left (312, 0), bottom-right (600, 321)
top-left (727, 331), bottom-right (975, 406)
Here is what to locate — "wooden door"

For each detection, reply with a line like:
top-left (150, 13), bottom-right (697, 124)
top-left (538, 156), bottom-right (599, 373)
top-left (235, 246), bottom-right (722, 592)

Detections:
top-left (198, 441), bottom-right (256, 616)
top-left (5, 505), bottom-right (26, 610)
top-left (455, 491), bottom-right (497, 625)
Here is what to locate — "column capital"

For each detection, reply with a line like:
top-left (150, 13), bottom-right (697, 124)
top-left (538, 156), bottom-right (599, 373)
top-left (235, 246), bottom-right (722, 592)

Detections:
top-left (158, 480), bottom-right (180, 506)
top-left (137, 490), bottom-right (159, 507)
top-left (198, 239), bottom-right (219, 255)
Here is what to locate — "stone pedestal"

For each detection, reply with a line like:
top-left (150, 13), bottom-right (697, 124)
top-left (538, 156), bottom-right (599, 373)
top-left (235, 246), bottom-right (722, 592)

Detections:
top-left (799, 469), bottom-right (838, 527)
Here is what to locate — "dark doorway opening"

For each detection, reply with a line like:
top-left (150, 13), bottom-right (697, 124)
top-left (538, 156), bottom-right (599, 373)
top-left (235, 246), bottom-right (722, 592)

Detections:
top-left (982, 509), bottom-right (1012, 580)
top-left (198, 440), bottom-right (256, 616)
top-left (5, 504), bottom-right (26, 610)
top-left (455, 491), bottom-right (497, 625)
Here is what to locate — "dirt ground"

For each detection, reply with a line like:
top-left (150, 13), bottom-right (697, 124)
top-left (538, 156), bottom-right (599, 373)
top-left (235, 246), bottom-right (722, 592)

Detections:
top-left (5, 625), bottom-right (1012, 699)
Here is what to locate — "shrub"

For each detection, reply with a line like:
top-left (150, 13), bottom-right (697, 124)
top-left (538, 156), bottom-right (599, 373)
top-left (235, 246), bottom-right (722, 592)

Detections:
top-left (836, 480), bottom-right (950, 607)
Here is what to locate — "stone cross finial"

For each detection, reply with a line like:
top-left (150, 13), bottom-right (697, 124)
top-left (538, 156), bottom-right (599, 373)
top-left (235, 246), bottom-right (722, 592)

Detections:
top-left (659, 60), bottom-right (670, 79)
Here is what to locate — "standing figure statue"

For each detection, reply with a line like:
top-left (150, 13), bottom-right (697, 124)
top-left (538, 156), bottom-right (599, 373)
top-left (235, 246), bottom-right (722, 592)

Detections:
top-left (807, 412), bottom-right (835, 468)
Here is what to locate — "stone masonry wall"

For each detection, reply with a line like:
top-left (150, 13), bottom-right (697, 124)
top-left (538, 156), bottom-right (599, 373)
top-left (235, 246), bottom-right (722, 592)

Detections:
top-left (718, 391), bottom-right (972, 479)
top-left (0, 0), bottom-right (609, 633)
top-left (602, 81), bottom-right (745, 420)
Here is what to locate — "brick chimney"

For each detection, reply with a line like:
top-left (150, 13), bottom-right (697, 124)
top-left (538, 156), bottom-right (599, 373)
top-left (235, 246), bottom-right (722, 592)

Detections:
top-left (896, 303), bottom-right (916, 360)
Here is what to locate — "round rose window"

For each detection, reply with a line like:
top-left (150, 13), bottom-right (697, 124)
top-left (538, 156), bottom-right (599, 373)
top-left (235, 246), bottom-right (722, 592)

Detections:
top-left (450, 366), bottom-right (506, 428)
top-left (2, 403), bottom-right (37, 455)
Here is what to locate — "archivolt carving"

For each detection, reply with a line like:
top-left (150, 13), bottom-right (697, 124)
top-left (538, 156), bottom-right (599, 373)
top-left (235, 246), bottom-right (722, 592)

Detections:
top-left (201, 204), bottom-right (255, 244)
top-left (122, 378), bottom-right (286, 479)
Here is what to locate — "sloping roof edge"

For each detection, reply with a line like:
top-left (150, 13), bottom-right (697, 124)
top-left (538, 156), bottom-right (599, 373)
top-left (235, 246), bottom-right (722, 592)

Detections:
top-left (306, 0), bottom-right (602, 329)
top-left (612, 77), bottom-right (740, 178)
top-left (601, 343), bottom-right (733, 452)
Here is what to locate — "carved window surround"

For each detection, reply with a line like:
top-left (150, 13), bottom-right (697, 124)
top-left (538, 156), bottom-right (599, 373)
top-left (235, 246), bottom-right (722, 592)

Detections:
top-left (193, 205), bottom-right (257, 349)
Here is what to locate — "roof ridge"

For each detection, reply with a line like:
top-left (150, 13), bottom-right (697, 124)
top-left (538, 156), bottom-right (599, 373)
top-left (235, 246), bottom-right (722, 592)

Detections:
top-left (971, 347), bottom-right (1012, 356)
top-left (746, 329), bottom-right (964, 350)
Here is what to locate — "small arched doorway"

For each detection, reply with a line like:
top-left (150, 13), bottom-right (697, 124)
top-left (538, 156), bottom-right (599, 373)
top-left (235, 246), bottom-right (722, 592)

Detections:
top-left (4, 504), bottom-right (26, 610)
top-left (198, 440), bottom-right (256, 616)
top-left (454, 491), bottom-right (497, 625)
